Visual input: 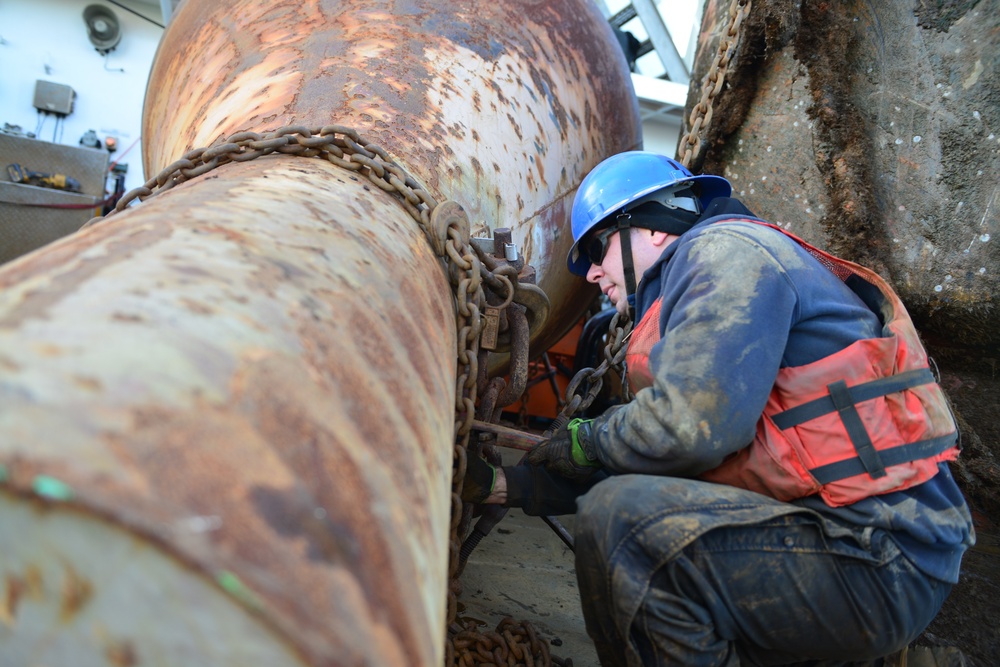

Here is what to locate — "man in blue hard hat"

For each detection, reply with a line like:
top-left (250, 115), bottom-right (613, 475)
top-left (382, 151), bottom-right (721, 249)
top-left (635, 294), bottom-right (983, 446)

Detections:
top-left (463, 151), bottom-right (973, 666)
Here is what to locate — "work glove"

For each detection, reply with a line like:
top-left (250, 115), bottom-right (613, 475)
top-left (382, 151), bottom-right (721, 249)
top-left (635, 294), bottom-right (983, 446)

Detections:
top-left (460, 452), bottom-right (497, 504)
top-left (525, 418), bottom-right (602, 483)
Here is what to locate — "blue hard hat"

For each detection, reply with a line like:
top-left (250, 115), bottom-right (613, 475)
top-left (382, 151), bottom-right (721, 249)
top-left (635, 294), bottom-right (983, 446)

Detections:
top-left (567, 151), bottom-right (732, 276)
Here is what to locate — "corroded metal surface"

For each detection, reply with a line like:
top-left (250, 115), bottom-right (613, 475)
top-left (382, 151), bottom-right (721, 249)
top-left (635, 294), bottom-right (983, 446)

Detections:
top-left (0, 158), bottom-right (457, 665)
top-left (1, 491), bottom-right (309, 667)
top-left (688, 0), bottom-right (999, 344)
top-left (143, 0), bottom-right (642, 354)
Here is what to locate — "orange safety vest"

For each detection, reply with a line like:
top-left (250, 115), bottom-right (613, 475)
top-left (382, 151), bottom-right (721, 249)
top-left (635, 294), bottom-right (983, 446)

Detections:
top-left (625, 221), bottom-right (959, 507)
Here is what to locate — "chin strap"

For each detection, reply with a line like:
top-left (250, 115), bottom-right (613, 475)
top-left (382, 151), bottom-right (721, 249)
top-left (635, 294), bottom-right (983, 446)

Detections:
top-left (611, 202), bottom-right (700, 320)
top-left (616, 213), bottom-right (638, 321)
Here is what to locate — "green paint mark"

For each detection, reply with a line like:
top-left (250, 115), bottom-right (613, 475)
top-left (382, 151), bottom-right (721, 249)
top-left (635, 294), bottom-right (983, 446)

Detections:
top-left (33, 475), bottom-right (74, 500)
top-left (0, 465), bottom-right (7, 483)
top-left (217, 570), bottom-right (263, 610)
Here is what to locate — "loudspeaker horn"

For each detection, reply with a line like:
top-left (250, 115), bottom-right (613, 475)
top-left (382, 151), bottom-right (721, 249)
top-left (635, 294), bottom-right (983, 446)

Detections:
top-left (83, 5), bottom-right (122, 55)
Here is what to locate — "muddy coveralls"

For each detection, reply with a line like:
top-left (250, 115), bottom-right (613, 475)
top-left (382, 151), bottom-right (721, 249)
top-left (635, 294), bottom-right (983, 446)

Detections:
top-left (507, 202), bottom-right (974, 666)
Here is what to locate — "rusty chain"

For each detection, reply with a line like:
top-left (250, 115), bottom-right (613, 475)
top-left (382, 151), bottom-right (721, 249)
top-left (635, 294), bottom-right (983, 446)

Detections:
top-left (447, 617), bottom-right (576, 667)
top-left (81, 124), bottom-right (559, 666)
top-left (556, 310), bottom-right (632, 424)
top-left (83, 124), bottom-right (439, 228)
top-left (677, 0), bottom-right (752, 169)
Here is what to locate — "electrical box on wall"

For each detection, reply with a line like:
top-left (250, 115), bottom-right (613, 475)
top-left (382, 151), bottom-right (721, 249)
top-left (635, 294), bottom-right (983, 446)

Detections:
top-left (33, 81), bottom-right (76, 116)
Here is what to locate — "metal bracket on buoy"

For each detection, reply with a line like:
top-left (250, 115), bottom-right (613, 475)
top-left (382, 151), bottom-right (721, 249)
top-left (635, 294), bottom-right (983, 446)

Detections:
top-left (471, 227), bottom-right (541, 351)
top-left (471, 227), bottom-right (523, 272)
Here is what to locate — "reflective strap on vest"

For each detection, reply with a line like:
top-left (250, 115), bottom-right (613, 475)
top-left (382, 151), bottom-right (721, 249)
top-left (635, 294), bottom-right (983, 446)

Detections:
top-left (770, 367), bottom-right (940, 483)
top-left (808, 432), bottom-right (958, 485)
top-left (827, 379), bottom-right (886, 479)
top-left (772, 368), bottom-right (935, 429)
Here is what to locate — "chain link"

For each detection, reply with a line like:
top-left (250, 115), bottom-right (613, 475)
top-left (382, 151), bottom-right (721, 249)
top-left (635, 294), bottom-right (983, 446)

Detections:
top-left (447, 617), bottom-right (575, 667)
top-left (677, 0), bottom-right (752, 169)
top-left (83, 125), bottom-right (437, 229)
top-left (552, 310), bottom-right (632, 429)
top-left (82, 124), bottom-right (557, 665)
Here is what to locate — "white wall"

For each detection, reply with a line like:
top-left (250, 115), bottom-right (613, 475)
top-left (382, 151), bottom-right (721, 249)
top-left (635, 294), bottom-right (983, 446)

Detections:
top-left (0, 0), bottom-right (164, 193)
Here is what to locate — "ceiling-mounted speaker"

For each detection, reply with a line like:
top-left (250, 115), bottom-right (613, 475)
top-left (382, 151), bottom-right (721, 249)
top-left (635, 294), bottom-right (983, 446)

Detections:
top-left (83, 5), bottom-right (122, 55)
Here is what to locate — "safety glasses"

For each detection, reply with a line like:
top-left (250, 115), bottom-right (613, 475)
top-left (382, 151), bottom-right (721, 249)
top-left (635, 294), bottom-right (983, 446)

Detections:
top-left (584, 222), bottom-right (623, 267)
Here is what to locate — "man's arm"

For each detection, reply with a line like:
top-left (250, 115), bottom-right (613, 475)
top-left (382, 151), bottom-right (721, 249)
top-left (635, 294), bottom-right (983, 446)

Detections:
top-left (594, 226), bottom-right (800, 476)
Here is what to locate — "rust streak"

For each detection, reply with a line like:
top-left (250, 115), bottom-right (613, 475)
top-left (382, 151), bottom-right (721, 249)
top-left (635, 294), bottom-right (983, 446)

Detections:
top-left (59, 564), bottom-right (93, 622)
top-left (106, 640), bottom-right (139, 667)
top-left (0, 575), bottom-right (23, 627)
